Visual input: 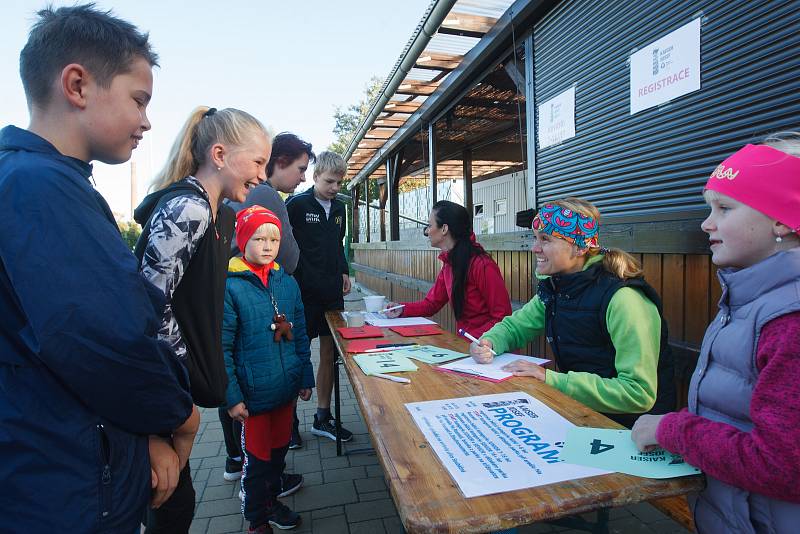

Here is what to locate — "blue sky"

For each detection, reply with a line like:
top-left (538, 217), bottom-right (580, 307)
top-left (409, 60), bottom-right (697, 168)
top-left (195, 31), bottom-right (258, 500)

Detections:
top-left (0, 1), bottom-right (431, 218)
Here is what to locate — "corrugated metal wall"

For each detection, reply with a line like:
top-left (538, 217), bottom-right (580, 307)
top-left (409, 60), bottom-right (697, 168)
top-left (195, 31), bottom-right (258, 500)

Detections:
top-left (533, 0), bottom-right (800, 217)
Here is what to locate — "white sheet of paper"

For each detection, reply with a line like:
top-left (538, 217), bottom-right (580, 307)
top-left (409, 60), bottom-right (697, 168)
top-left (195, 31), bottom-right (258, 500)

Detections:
top-left (363, 313), bottom-right (436, 327)
top-left (406, 392), bottom-right (609, 498)
top-left (438, 353), bottom-right (550, 381)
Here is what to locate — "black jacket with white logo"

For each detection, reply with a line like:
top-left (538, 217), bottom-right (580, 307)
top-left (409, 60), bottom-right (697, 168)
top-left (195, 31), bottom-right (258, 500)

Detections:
top-left (286, 188), bottom-right (348, 304)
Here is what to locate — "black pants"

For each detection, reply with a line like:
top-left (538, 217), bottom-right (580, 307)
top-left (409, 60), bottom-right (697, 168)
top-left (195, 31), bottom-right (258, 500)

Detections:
top-left (242, 444), bottom-right (289, 527)
top-left (218, 407), bottom-right (243, 459)
top-left (144, 462), bottom-right (195, 534)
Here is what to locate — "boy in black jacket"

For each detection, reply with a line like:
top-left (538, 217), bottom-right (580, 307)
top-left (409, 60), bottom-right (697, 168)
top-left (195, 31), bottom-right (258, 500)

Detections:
top-left (286, 151), bottom-right (353, 442)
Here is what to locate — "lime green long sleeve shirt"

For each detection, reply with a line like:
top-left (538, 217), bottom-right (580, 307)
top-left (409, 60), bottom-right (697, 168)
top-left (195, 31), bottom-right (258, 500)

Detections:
top-left (482, 258), bottom-right (661, 415)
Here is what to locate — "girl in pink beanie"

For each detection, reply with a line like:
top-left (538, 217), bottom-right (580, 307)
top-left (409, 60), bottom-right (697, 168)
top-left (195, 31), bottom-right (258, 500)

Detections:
top-left (632, 133), bottom-right (800, 533)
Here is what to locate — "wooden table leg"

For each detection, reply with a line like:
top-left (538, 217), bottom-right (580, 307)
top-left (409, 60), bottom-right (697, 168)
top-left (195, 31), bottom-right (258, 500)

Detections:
top-left (547, 508), bottom-right (609, 534)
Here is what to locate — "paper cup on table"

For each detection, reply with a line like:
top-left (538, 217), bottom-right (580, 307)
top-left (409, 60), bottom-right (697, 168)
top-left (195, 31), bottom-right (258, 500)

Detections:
top-left (363, 295), bottom-right (386, 313)
top-left (344, 312), bottom-right (366, 327)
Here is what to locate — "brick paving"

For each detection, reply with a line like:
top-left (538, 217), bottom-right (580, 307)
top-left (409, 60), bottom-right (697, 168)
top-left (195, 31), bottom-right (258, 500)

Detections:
top-left (187, 286), bottom-right (691, 534)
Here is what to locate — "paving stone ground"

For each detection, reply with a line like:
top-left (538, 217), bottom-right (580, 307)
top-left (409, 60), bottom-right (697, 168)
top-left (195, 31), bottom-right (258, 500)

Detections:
top-left (187, 286), bottom-right (691, 534)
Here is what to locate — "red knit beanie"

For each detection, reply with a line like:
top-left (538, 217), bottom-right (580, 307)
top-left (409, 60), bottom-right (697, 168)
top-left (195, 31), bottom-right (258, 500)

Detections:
top-left (235, 205), bottom-right (282, 252)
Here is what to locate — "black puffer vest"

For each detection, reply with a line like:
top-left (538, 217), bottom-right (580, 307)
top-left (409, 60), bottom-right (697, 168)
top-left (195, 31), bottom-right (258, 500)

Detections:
top-left (537, 263), bottom-right (675, 427)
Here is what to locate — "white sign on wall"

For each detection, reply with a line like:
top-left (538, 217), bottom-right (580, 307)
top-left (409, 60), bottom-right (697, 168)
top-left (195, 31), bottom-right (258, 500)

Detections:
top-left (630, 18), bottom-right (701, 114)
top-left (537, 85), bottom-right (576, 149)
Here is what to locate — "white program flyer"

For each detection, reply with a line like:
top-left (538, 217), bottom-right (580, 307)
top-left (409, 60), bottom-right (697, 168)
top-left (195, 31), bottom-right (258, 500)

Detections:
top-left (405, 391), bottom-right (608, 497)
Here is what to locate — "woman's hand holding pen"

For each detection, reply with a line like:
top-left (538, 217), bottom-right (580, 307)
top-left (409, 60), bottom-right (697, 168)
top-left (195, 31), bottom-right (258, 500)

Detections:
top-left (470, 339), bottom-right (495, 364)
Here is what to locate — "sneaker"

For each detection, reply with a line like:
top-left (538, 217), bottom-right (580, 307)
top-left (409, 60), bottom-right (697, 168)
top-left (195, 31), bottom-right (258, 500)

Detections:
top-left (223, 457), bottom-right (243, 481)
top-left (267, 501), bottom-right (301, 530)
top-left (288, 421), bottom-right (302, 450)
top-left (277, 473), bottom-right (303, 498)
top-left (310, 414), bottom-right (353, 442)
top-left (247, 523), bottom-right (273, 534)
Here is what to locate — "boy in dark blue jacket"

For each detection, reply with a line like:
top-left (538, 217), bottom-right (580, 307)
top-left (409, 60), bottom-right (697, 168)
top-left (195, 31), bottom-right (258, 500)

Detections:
top-left (224, 206), bottom-right (314, 533)
top-left (0, 5), bottom-right (192, 533)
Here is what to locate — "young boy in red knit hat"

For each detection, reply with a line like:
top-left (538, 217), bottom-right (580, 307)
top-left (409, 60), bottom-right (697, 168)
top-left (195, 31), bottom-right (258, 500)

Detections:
top-left (223, 205), bottom-right (314, 532)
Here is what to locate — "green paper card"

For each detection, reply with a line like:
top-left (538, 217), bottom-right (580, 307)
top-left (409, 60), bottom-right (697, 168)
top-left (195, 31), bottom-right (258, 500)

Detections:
top-left (561, 427), bottom-right (701, 479)
top-left (353, 352), bottom-right (418, 376)
top-left (394, 345), bottom-right (466, 364)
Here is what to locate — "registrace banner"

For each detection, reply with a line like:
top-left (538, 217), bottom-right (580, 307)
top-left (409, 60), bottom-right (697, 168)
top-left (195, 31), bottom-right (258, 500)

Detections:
top-left (406, 392), bottom-right (608, 498)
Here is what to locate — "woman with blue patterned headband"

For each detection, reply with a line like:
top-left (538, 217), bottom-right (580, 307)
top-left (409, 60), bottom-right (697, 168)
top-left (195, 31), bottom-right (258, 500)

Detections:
top-left (470, 197), bottom-right (675, 427)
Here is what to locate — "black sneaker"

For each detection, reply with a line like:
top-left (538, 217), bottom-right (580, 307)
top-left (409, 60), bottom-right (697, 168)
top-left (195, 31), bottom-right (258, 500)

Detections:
top-left (310, 414), bottom-right (353, 442)
top-left (278, 473), bottom-right (303, 498)
top-left (267, 500), bottom-right (301, 530)
top-left (223, 457), bottom-right (242, 481)
top-left (247, 523), bottom-right (273, 534)
top-left (288, 420), bottom-right (302, 450)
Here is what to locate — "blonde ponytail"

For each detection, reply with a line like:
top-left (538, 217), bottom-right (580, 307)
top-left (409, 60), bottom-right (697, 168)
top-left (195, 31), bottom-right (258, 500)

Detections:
top-left (549, 197), bottom-right (643, 280)
top-left (151, 106), bottom-right (267, 192)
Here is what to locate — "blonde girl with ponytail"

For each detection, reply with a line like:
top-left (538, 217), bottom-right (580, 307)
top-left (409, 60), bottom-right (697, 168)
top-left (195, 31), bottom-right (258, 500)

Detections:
top-left (133, 106), bottom-right (270, 533)
top-left (471, 197), bottom-right (675, 427)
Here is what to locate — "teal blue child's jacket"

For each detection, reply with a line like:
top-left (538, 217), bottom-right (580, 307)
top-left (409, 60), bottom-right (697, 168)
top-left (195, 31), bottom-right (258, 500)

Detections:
top-left (223, 257), bottom-right (314, 413)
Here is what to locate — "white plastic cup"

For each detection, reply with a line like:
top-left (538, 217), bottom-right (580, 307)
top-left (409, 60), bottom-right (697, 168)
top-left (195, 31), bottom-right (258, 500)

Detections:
top-left (345, 312), bottom-right (366, 327)
top-left (363, 295), bottom-right (386, 313)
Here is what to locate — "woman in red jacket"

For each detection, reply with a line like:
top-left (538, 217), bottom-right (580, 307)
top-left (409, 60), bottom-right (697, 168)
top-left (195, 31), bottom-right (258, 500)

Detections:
top-left (386, 200), bottom-right (512, 338)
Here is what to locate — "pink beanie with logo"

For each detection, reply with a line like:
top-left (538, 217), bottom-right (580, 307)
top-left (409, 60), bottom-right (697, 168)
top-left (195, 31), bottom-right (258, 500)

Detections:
top-left (705, 144), bottom-right (800, 231)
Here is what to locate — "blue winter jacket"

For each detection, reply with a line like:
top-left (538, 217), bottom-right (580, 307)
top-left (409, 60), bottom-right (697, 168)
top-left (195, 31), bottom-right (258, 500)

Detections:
top-left (0, 126), bottom-right (193, 533)
top-left (223, 258), bottom-right (314, 414)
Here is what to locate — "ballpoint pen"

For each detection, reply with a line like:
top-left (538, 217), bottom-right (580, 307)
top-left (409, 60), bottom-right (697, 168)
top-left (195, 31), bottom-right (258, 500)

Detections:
top-left (373, 373), bottom-right (411, 383)
top-left (378, 304), bottom-right (405, 314)
top-left (457, 328), bottom-right (498, 356)
top-left (363, 344), bottom-right (417, 353)
top-left (448, 367), bottom-right (484, 376)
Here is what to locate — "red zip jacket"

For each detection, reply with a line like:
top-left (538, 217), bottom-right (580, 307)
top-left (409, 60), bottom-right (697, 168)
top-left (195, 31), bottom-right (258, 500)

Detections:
top-left (401, 249), bottom-right (512, 338)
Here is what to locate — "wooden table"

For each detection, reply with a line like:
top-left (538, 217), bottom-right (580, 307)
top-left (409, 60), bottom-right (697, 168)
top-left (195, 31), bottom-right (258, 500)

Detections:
top-left (325, 311), bottom-right (703, 534)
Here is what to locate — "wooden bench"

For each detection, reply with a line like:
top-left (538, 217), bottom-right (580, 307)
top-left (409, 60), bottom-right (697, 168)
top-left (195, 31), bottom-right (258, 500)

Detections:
top-left (647, 341), bottom-right (702, 532)
top-left (650, 496), bottom-right (694, 532)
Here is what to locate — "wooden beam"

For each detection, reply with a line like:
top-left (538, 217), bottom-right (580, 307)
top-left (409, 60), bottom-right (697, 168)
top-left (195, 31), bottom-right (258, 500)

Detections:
top-left (352, 183), bottom-right (360, 243)
top-left (364, 128), bottom-right (397, 140)
top-left (382, 100), bottom-right (422, 114)
top-left (395, 79), bottom-right (441, 96)
top-left (372, 117), bottom-right (407, 128)
top-left (439, 12), bottom-right (497, 38)
top-left (354, 139), bottom-right (385, 150)
top-left (463, 148), bottom-right (473, 217)
top-left (415, 50), bottom-right (463, 71)
top-left (365, 179), bottom-right (371, 243)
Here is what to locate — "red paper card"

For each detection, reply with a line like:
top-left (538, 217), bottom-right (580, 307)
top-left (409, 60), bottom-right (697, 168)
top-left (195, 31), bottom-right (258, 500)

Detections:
top-left (345, 338), bottom-right (390, 353)
top-left (389, 324), bottom-right (444, 337)
top-left (336, 325), bottom-right (384, 339)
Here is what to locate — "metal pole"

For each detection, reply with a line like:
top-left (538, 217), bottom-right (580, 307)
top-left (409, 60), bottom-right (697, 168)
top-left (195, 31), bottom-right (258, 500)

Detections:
top-left (524, 33), bottom-right (537, 210)
top-left (428, 122), bottom-right (437, 206)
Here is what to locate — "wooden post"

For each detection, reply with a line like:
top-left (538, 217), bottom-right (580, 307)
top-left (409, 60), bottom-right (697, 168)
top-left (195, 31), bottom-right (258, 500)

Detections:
top-left (388, 155), bottom-right (400, 241)
top-left (463, 148), bottom-right (473, 217)
top-left (379, 178), bottom-right (387, 242)
top-left (365, 179), bottom-right (371, 243)
top-left (352, 183), bottom-right (360, 244)
top-left (428, 122), bottom-right (437, 206)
